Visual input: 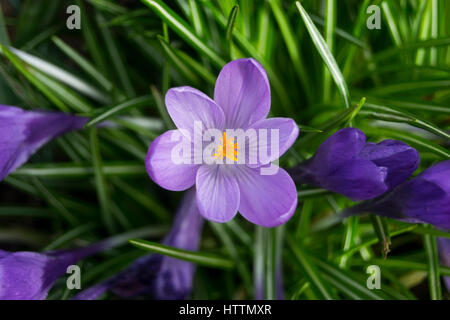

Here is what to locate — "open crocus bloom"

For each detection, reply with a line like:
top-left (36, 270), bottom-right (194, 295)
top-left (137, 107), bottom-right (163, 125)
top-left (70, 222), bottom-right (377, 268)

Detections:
top-left (345, 160), bottom-right (450, 229)
top-left (0, 105), bottom-right (87, 181)
top-left (146, 59), bottom-right (299, 227)
top-left (74, 188), bottom-right (204, 300)
top-left (289, 128), bottom-right (419, 201)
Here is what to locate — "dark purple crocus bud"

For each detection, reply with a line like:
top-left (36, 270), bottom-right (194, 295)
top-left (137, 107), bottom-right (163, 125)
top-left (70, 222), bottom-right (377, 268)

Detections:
top-left (344, 160), bottom-right (450, 229)
top-left (0, 105), bottom-right (87, 181)
top-left (0, 243), bottom-right (105, 300)
top-left (437, 238), bottom-right (450, 292)
top-left (289, 128), bottom-right (419, 201)
top-left (74, 188), bottom-right (204, 300)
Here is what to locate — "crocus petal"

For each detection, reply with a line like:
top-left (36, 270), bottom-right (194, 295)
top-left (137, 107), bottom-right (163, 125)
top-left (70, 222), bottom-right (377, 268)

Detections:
top-left (418, 160), bottom-right (450, 192)
top-left (290, 128), bottom-right (419, 201)
top-left (73, 188), bottom-right (204, 300)
top-left (398, 179), bottom-right (450, 228)
top-left (312, 128), bottom-right (366, 173)
top-left (344, 160), bottom-right (450, 230)
top-left (146, 130), bottom-right (200, 191)
top-left (165, 87), bottom-right (225, 140)
top-left (248, 117), bottom-right (299, 166)
top-left (359, 140), bottom-right (419, 189)
top-left (196, 165), bottom-right (239, 223)
top-left (318, 159), bottom-right (389, 201)
top-left (0, 244), bottom-right (103, 300)
top-left (214, 58), bottom-right (270, 128)
top-left (0, 105), bottom-right (87, 181)
top-left (235, 165), bottom-right (297, 227)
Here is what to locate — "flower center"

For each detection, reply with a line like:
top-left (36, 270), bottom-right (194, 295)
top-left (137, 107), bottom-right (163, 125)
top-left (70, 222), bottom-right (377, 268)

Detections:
top-left (213, 132), bottom-right (239, 162)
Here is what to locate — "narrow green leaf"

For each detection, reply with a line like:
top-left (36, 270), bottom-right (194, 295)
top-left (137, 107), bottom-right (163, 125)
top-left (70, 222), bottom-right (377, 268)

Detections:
top-left (12, 162), bottom-right (146, 178)
top-left (297, 188), bottom-right (332, 199)
top-left (269, 0), bottom-right (312, 103)
top-left (296, 1), bottom-right (351, 109)
top-left (0, 5), bottom-right (11, 45)
top-left (97, 12), bottom-right (135, 98)
top-left (52, 36), bottom-right (113, 92)
top-left (225, 5), bottom-right (239, 41)
top-left (7, 46), bottom-right (108, 104)
top-left (0, 44), bottom-right (69, 112)
top-left (370, 215), bottom-right (391, 258)
top-left (157, 35), bottom-right (201, 84)
top-left (424, 232), bottom-right (442, 300)
top-left (370, 80), bottom-right (450, 95)
top-left (287, 235), bottom-right (334, 300)
top-left (86, 95), bottom-right (153, 127)
top-left (150, 84), bottom-right (175, 130)
top-left (210, 222), bottom-right (253, 294)
top-left (311, 256), bottom-right (386, 300)
top-left (142, 0), bottom-right (225, 67)
top-left (188, 0), bottom-right (206, 38)
top-left (129, 239), bottom-right (234, 269)
top-left (359, 102), bottom-right (450, 140)
top-left (322, 0), bottom-right (336, 101)
top-left (90, 128), bottom-right (115, 233)
top-left (381, 1), bottom-right (403, 47)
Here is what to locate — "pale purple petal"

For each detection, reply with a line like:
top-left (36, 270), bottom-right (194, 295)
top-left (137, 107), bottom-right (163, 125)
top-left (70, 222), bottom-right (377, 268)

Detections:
top-left (248, 117), bottom-right (299, 166)
top-left (146, 130), bottom-right (200, 191)
top-left (214, 58), bottom-right (270, 128)
top-left (196, 165), bottom-right (239, 223)
top-left (165, 87), bottom-right (225, 140)
top-left (235, 165), bottom-right (297, 227)
top-left (0, 105), bottom-right (87, 181)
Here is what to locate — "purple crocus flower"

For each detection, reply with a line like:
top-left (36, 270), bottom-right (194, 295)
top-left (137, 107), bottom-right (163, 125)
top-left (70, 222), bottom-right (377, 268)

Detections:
top-left (0, 105), bottom-right (87, 181)
top-left (437, 237), bottom-right (450, 292)
top-left (344, 160), bottom-right (450, 229)
top-left (0, 242), bottom-right (106, 300)
top-left (289, 128), bottom-right (419, 201)
top-left (145, 59), bottom-right (299, 227)
top-left (74, 188), bottom-right (204, 300)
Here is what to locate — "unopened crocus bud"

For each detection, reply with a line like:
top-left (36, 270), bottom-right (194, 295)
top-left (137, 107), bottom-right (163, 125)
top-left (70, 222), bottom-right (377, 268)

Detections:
top-left (289, 128), bottom-right (419, 201)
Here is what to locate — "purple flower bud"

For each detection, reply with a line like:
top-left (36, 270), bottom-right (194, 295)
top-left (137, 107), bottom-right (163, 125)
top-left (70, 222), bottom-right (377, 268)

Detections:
top-left (0, 243), bottom-right (105, 300)
top-left (346, 160), bottom-right (450, 229)
top-left (0, 105), bottom-right (87, 181)
top-left (74, 188), bottom-right (204, 300)
top-left (290, 128), bottom-right (419, 201)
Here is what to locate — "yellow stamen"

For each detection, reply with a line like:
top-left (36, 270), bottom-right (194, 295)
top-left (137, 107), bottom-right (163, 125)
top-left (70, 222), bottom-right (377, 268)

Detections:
top-left (213, 132), bottom-right (239, 162)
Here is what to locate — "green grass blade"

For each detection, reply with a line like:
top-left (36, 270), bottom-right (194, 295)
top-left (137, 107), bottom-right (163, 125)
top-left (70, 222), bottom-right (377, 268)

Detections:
top-left (322, 0), bottom-right (336, 101)
top-left (269, 0), bottom-right (312, 102)
top-left (287, 235), bottom-right (334, 300)
top-left (52, 36), bottom-right (113, 92)
top-left (296, 1), bottom-right (351, 109)
top-left (142, 0), bottom-right (225, 68)
top-left (86, 95), bottom-right (153, 127)
top-left (129, 239), bottom-right (234, 269)
top-left (97, 13), bottom-right (136, 98)
top-left (90, 128), bottom-right (115, 233)
top-left (225, 4), bottom-right (239, 42)
top-left (359, 103), bottom-right (450, 140)
top-left (424, 232), bottom-right (442, 300)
